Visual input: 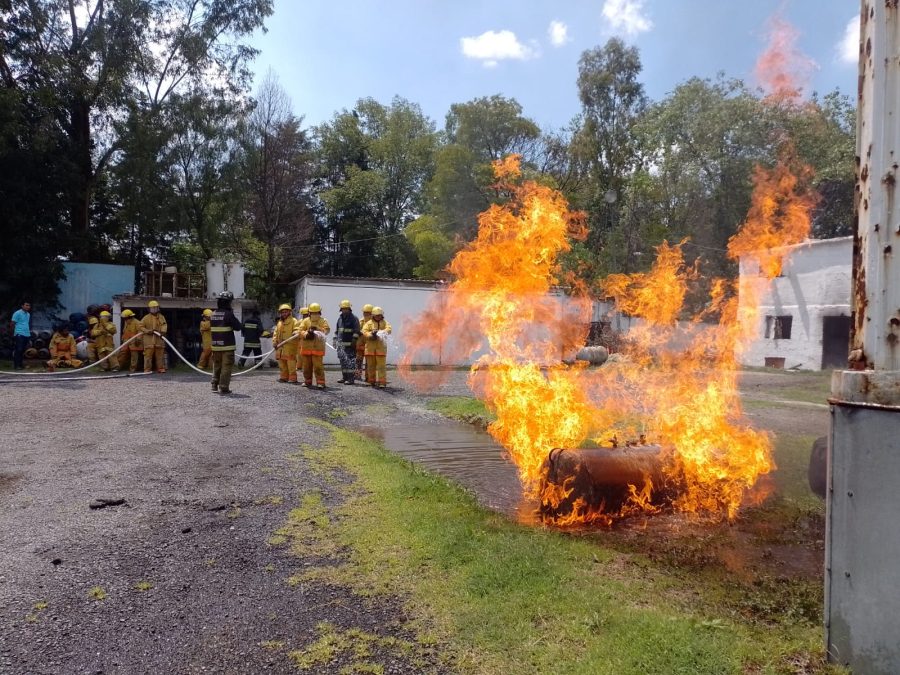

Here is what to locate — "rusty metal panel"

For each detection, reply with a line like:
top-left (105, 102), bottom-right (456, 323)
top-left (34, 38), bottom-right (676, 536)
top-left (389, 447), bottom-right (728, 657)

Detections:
top-left (826, 404), bottom-right (900, 673)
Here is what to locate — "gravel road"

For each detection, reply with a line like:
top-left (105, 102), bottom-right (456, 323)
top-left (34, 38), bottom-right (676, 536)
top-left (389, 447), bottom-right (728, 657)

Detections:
top-left (0, 370), bottom-right (440, 674)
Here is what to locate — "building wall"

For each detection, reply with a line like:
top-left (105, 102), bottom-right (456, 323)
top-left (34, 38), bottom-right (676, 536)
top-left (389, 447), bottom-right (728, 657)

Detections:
top-left (33, 262), bottom-right (136, 329)
top-left (739, 237), bottom-right (852, 370)
top-left (294, 277), bottom-right (587, 366)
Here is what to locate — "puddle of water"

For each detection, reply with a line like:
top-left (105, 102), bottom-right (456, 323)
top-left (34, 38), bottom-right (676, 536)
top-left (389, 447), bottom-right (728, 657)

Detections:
top-left (358, 423), bottom-right (537, 522)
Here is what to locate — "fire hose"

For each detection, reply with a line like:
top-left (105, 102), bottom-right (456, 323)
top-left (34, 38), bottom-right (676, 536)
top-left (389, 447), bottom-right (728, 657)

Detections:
top-left (0, 333), bottom-right (147, 382)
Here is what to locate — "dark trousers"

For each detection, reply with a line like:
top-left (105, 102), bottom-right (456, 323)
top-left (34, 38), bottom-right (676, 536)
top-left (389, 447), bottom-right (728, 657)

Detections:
top-left (338, 345), bottom-right (356, 383)
top-left (212, 351), bottom-right (236, 391)
top-left (13, 335), bottom-right (29, 368)
top-left (238, 345), bottom-right (261, 367)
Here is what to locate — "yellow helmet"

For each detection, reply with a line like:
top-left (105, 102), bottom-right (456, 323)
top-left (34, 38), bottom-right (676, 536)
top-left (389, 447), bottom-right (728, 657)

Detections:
top-left (88, 316), bottom-right (99, 324)
top-left (202, 309), bottom-right (213, 317)
top-left (278, 303), bottom-right (292, 312)
top-left (299, 306), bottom-right (309, 316)
top-left (308, 302), bottom-right (321, 313)
top-left (372, 306), bottom-right (384, 316)
top-left (121, 309), bottom-right (135, 318)
top-left (99, 310), bottom-right (111, 318)
top-left (339, 299), bottom-right (351, 309)
top-left (148, 300), bottom-right (160, 308)
top-left (362, 304), bottom-right (374, 313)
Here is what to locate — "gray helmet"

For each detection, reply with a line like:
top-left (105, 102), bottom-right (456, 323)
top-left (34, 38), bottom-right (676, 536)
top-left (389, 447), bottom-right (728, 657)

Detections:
top-left (218, 291), bottom-right (234, 300)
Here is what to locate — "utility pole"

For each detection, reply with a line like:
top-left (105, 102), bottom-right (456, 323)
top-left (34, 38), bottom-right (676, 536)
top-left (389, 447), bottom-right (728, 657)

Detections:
top-left (826, 3), bottom-right (900, 672)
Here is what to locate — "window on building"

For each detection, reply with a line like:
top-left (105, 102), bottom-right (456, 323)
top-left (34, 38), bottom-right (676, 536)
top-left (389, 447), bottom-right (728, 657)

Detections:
top-left (765, 314), bottom-right (793, 340)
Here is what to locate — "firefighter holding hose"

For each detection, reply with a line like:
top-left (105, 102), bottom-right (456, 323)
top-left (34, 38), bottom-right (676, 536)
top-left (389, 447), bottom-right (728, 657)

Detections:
top-left (298, 302), bottom-right (329, 389)
top-left (356, 303), bottom-right (373, 382)
top-left (141, 300), bottom-right (168, 373)
top-left (94, 310), bottom-right (118, 371)
top-left (209, 292), bottom-right (242, 395)
top-left (334, 299), bottom-right (360, 385)
top-left (119, 309), bottom-right (143, 372)
top-left (361, 306), bottom-right (391, 388)
top-left (273, 304), bottom-right (301, 383)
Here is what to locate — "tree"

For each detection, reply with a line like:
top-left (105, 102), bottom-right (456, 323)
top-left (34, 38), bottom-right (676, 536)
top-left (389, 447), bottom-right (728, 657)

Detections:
top-left (240, 72), bottom-right (314, 306)
top-left (315, 97), bottom-right (437, 277)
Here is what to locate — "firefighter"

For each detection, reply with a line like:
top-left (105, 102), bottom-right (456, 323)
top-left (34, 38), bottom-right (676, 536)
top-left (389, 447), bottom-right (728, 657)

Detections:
top-left (294, 306), bottom-right (309, 376)
top-left (47, 324), bottom-right (83, 371)
top-left (94, 310), bottom-right (118, 371)
top-left (298, 302), bottom-right (329, 389)
top-left (356, 303), bottom-right (373, 382)
top-left (273, 303), bottom-right (301, 383)
top-left (334, 300), bottom-right (360, 384)
top-left (140, 300), bottom-right (168, 373)
top-left (362, 306), bottom-right (392, 388)
top-left (86, 316), bottom-right (100, 364)
top-left (198, 309), bottom-right (213, 369)
top-left (119, 309), bottom-right (143, 372)
top-left (238, 309), bottom-right (264, 367)
top-left (209, 292), bottom-right (243, 394)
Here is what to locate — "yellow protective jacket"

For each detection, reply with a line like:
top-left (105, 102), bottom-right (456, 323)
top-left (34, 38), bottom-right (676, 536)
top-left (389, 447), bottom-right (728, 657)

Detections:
top-left (87, 321), bottom-right (100, 344)
top-left (49, 333), bottom-right (77, 358)
top-left (95, 319), bottom-right (116, 351)
top-left (298, 316), bottom-right (330, 356)
top-left (199, 319), bottom-right (212, 349)
top-left (141, 312), bottom-right (168, 348)
top-left (361, 318), bottom-right (392, 357)
top-left (122, 317), bottom-right (143, 351)
top-left (273, 316), bottom-right (301, 357)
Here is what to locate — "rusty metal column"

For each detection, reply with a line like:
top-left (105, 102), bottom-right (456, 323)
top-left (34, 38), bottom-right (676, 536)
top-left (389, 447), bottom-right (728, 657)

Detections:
top-left (826, 2), bottom-right (900, 672)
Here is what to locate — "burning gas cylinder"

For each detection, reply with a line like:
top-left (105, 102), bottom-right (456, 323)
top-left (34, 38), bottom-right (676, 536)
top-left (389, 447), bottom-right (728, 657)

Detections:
top-left (538, 445), bottom-right (677, 522)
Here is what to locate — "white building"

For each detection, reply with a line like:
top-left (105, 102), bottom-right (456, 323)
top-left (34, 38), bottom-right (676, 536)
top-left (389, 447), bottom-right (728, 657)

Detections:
top-left (738, 237), bottom-right (852, 370)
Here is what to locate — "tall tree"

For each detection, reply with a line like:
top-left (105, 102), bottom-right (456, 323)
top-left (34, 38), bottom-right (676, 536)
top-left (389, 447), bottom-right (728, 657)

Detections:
top-left (315, 97), bottom-right (437, 277)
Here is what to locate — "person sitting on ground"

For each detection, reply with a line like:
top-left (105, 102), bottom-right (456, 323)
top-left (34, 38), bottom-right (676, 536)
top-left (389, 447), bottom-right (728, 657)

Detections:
top-left (47, 324), bottom-right (83, 371)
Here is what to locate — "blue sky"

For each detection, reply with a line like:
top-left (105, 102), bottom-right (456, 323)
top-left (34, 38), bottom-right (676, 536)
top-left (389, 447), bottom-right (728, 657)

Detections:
top-left (249, 0), bottom-right (858, 131)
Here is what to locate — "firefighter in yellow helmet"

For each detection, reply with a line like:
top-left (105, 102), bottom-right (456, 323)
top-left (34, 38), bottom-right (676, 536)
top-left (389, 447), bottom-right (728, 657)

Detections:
top-left (361, 306), bottom-right (391, 388)
top-left (47, 324), bottom-right (83, 371)
top-left (141, 300), bottom-right (168, 373)
top-left (273, 303), bottom-right (301, 383)
top-left (197, 308), bottom-right (213, 369)
top-left (94, 310), bottom-right (118, 371)
top-left (119, 309), bottom-right (143, 372)
top-left (86, 316), bottom-right (100, 364)
top-left (294, 306), bottom-right (310, 378)
top-left (298, 302), bottom-right (329, 388)
top-left (357, 303), bottom-right (374, 382)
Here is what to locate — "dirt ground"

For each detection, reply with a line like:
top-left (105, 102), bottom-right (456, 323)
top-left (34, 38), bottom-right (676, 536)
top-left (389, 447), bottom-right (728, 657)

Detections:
top-left (0, 366), bottom-right (830, 673)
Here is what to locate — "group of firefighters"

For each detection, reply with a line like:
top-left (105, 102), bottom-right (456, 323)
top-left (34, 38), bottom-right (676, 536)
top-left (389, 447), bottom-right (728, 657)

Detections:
top-left (38, 296), bottom-right (392, 393)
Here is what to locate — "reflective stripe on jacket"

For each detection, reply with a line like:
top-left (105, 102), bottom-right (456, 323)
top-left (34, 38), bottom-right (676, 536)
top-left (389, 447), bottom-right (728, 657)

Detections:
top-left (122, 318), bottom-right (143, 351)
top-left (361, 319), bottom-right (392, 357)
top-left (335, 312), bottom-right (361, 348)
top-left (49, 333), bottom-right (76, 358)
top-left (273, 317), bottom-right (301, 356)
top-left (210, 309), bottom-right (242, 351)
top-left (241, 319), bottom-right (263, 347)
top-left (299, 316), bottom-right (330, 356)
top-left (141, 313), bottom-right (168, 347)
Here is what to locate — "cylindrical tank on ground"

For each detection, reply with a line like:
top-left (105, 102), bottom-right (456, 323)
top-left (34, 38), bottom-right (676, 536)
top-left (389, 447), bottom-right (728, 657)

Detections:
top-left (225, 261), bottom-right (245, 298)
top-left (206, 259), bottom-right (225, 299)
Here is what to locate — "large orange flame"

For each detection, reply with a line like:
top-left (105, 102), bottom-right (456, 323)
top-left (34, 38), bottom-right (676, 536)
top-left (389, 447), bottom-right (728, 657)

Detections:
top-left (401, 141), bottom-right (814, 525)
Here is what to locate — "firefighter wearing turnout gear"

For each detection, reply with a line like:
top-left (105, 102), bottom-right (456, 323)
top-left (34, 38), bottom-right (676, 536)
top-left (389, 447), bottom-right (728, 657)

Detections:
top-left (357, 303), bottom-right (373, 382)
top-left (362, 307), bottom-right (391, 388)
top-left (119, 309), bottom-right (143, 372)
top-left (298, 302), bottom-right (330, 388)
top-left (141, 300), bottom-right (168, 373)
top-left (47, 325), bottom-right (83, 370)
top-left (209, 292), bottom-right (243, 394)
top-left (93, 310), bottom-right (118, 371)
top-left (86, 316), bottom-right (99, 363)
top-left (273, 304), bottom-right (301, 383)
top-left (198, 309), bottom-right (213, 369)
top-left (334, 300), bottom-right (360, 384)
top-left (238, 309), bottom-right (264, 367)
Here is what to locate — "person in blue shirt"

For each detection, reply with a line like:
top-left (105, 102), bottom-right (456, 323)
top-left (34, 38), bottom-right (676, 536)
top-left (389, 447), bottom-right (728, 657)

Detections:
top-left (9, 301), bottom-right (31, 370)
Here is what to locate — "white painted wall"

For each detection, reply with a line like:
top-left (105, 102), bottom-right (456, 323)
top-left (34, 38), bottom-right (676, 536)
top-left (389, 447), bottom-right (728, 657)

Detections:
top-left (293, 276), bottom-right (589, 366)
top-left (739, 237), bottom-right (852, 370)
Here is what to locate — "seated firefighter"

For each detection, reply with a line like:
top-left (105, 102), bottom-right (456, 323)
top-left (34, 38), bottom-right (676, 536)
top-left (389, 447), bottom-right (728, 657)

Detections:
top-left (47, 324), bottom-right (83, 370)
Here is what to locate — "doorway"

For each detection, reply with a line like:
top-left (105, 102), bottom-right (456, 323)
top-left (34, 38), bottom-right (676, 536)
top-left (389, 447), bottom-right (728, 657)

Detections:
top-left (821, 315), bottom-right (851, 369)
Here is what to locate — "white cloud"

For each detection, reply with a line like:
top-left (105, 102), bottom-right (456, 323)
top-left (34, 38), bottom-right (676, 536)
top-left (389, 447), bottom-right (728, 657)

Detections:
top-left (837, 16), bottom-right (860, 65)
top-left (602, 0), bottom-right (652, 37)
top-left (460, 30), bottom-right (537, 67)
top-left (548, 20), bottom-right (570, 47)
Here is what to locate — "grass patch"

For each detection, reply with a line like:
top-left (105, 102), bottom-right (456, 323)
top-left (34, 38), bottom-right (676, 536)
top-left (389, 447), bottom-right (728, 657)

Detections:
top-left (288, 621), bottom-right (413, 673)
top-left (134, 581), bottom-right (153, 592)
top-left (88, 586), bottom-right (107, 601)
top-left (426, 396), bottom-right (495, 428)
top-left (276, 422), bottom-right (834, 674)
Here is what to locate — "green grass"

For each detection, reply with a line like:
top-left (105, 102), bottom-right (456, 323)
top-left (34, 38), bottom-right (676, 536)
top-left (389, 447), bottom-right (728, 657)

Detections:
top-left (425, 396), bottom-right (495, 428)
top-left (277, 422), bottom-right (835, 675)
